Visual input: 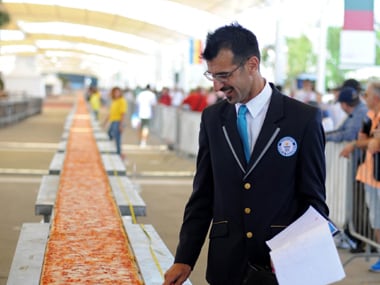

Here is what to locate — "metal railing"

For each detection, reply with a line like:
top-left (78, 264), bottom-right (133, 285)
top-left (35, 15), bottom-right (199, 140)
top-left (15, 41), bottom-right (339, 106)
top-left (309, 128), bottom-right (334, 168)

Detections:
top-left (343, 147), bottom-right (380, 265)
top-left (0, 96), bottom-right (43, 127)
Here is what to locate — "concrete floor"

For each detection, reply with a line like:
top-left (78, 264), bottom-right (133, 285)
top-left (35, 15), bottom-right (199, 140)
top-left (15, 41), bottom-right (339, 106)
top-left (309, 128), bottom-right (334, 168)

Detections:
top-left (0, 94), bottom-right (379, 285)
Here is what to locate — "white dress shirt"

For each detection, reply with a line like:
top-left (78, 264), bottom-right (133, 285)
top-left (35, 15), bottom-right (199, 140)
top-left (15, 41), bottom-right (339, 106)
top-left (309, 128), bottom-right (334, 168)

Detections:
top-left (236, 80), bottom-right (272, 153)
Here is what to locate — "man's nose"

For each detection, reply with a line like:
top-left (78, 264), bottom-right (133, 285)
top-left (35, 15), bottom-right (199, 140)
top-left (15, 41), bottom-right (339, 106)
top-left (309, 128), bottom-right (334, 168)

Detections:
top-left (213, 80), bottom-right (224, 91)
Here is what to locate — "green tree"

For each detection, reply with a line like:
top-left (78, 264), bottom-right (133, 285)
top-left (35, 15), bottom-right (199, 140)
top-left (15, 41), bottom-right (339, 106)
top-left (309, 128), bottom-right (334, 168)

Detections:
top-left (0, 1), bottom-right (10, 28)
top-left (325, 27), bottom-right (345, 90)
top-left (286, 35), bottom-right (316, 86)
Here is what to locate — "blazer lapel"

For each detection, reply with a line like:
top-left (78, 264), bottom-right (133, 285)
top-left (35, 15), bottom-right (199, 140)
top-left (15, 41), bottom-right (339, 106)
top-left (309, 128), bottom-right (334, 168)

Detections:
top-left (252, 91), bottom-right (284, 158)
top-left (245, 90), bottom-right (284, 177)
top-left (221, 104), bottom-right (248, 171)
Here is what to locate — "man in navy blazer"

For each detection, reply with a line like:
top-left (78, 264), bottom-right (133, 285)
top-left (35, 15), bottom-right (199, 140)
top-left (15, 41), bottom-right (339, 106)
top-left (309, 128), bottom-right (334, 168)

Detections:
top-left (163, 23), bottom-right (329, 285)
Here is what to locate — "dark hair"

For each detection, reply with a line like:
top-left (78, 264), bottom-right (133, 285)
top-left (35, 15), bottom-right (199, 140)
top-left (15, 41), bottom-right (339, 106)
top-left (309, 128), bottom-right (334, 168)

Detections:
top-left (342, 79), bottom-right (362, 93)
top-left (346, 99), bottom-right (360, 108)
top-left (111, 86), bottom-right (122, 99)
top-left (202, 22), bottom-right (260, 65)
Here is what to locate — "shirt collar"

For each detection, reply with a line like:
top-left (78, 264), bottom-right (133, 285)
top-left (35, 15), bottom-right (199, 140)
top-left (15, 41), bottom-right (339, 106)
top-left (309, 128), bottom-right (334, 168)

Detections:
top-left (236, 80), bottom-right (272, 118)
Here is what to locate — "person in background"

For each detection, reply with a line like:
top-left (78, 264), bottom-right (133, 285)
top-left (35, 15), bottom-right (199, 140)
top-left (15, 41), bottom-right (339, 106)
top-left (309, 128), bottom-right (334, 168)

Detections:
top-left (158, 87), bottom-right (172, 106)
top-left (89, 86), bottom-right (102, 121)
top-left (340, 81), bottom-right (380, 272)
top-left (181, 87), bottom-right (208, 112)
top-left (293, 79), bottom-right (321, 104)
top-left (364, 127), bottom-right (380, 272)
top-left (171, 86), bottom-right (185, 107)
top-left (328, 78), bottom-right (363, 130)
top-left (163, 23), bottom-right (328, 285)
top-left (326, 87), bottom-right (368, 142)
top-left (136, 84), bottom-right (157, 147)
top-left (103, 86), bottom-right (127, 158)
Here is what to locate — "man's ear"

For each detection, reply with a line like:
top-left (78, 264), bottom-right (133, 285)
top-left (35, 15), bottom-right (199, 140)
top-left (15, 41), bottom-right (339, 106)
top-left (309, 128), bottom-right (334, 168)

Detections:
top-left (246, 56), bottom-right (260, 73)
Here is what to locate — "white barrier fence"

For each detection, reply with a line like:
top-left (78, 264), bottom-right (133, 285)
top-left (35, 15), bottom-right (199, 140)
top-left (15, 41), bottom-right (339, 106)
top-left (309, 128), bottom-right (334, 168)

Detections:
top-left (325, 142), bottom-right (350, 228)
top-left (0, 97), bottom-right (43, 127)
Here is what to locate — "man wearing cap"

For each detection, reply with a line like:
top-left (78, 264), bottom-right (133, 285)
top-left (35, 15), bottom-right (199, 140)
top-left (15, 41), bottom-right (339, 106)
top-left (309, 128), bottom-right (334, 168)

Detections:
top-left (329, 78), bottom-right (363, 128)
top-left (326, 87), bottom-right (368, 142)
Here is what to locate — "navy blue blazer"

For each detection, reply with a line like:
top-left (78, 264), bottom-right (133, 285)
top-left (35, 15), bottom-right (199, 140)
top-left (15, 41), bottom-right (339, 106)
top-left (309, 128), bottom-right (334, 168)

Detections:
top-left (174, 84), bottom-right (329, 285)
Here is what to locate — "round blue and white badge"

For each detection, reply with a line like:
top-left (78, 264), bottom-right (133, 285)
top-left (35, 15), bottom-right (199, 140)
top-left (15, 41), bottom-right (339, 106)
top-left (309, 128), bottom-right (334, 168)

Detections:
top-left (277, 136), bottom-right (297, 157)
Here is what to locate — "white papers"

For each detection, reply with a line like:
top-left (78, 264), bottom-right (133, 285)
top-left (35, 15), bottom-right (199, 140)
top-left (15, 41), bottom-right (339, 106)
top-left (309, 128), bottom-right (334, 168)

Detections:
top-left (266, 206), bottom-right (345, 285)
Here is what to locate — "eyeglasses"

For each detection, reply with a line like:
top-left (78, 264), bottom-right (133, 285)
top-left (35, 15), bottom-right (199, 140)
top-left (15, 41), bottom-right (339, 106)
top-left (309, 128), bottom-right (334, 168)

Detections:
top-left (203, 61), bottom-right (245, 82)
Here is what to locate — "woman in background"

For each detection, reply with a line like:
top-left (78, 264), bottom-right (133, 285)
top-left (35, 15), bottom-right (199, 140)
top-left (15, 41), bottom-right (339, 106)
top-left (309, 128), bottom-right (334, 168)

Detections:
top-left (103, 86), bottom-right (127, 158)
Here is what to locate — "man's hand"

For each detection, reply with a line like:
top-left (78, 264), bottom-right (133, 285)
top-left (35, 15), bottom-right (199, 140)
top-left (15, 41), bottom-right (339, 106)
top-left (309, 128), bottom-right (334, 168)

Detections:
top-left (162, 263), bottom-right (191, 285)
top-left (340, 141), bottom-right (355, 158)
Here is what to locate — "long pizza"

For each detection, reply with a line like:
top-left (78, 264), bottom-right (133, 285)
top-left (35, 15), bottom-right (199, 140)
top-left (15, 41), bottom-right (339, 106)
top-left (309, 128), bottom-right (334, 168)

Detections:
top-left (40, 95), bottom-right (142, 284)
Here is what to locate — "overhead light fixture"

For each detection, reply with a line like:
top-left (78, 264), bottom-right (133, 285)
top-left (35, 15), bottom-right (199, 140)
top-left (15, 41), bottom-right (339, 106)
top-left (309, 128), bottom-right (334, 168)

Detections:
top-left (5, 0), bottom-right (222, 38)
top-left (1, 45), bottom-right (37, 53)
top-left (35, 39), bottom-right (137, 62)
top-left (0, 55), bottom-right (16, 74)
top-left (18, 21), bottom-right (158, 54)
top-left (0, 30), bottom-right (25, 40)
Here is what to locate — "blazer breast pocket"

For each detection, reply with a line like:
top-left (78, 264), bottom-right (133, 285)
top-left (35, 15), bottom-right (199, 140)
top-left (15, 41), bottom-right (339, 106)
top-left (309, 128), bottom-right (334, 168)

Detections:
top-left (270, 224), bottom-right (287, 237)
top-left (209, 220), bottom-right (228, 239)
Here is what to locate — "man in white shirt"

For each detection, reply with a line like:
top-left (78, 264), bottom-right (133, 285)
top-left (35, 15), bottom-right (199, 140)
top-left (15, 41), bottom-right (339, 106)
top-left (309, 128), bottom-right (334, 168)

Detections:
top-left (135, 84), bottom-right (157, 146)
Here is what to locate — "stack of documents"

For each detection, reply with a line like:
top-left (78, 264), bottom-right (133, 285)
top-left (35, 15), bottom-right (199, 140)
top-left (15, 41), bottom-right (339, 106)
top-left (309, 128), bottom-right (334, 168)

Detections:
top-left (266, 206), bottom-right (345, 285)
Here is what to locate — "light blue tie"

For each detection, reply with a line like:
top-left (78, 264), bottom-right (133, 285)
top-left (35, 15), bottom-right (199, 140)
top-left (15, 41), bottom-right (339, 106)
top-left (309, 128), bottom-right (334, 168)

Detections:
top-left (237, 105), bottom-right (250, 162)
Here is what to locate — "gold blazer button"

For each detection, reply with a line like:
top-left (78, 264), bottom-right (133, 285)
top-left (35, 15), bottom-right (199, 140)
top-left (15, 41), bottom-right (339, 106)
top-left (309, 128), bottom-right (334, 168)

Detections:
top-left (246, 232), bottom-right (253, 238)
top-left (244, 183), bottom-right (251, 190)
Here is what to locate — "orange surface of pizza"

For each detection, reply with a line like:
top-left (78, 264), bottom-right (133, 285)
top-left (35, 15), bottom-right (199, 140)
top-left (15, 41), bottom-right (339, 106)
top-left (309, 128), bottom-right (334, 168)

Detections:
top-left (40, 96), bottom-right (142, 284)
